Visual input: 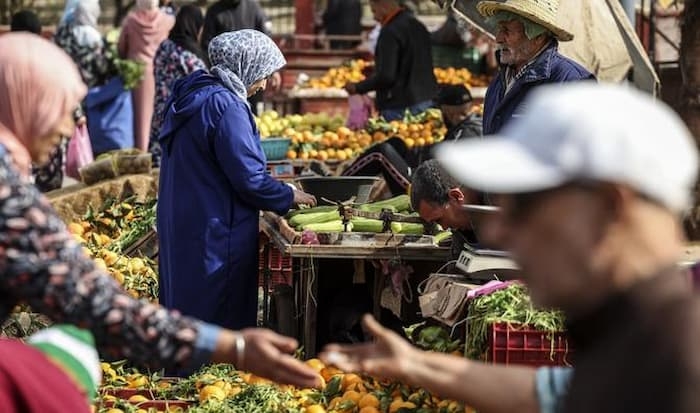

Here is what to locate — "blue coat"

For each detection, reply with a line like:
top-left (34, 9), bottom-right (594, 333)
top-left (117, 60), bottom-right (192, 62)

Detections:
top-left (156, 70), bottom-right (293, 330)
top-left (483, 41), bottom-right (596, 135)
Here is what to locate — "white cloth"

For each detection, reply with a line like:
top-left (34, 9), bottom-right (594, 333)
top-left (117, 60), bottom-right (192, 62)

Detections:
top-left (208, 29), bottom-right (286, 103)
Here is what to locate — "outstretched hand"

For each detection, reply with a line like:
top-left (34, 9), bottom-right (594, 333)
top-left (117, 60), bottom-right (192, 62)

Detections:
top-left (319, 314), bottom-right (415, 382)
top-left (239, 328), bottom-right (322, 389)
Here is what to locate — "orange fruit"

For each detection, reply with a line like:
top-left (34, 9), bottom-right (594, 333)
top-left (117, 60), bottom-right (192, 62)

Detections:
top-left (342, 390), bottom-right (362, 404)
top-left (286, 150), bottom-right (298, 159)
top-left (199, 385), bottom-right (226, 402)
top-left (306, 405), bottom-right (326, 413)
top-left (372, 131), bottom-right (387, 142)
top-left (342, 373), bottom-right (362, 391)
top-left (305, 358), bottom-right (325, 372)
top-left (358, 393), bottom-right (380, 409)
top-left (127, 395), bottom-right (149, 403)
top-left (320, 367), bottom-right (343, 382)
top-left (359, 407), bottom-right (380, 413)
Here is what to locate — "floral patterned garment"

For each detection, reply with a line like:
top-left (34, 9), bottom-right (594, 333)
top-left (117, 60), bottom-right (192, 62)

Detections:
top-left (0, 150), bottom-right (201, 370)
top-left (54, 24), bottom-right (110, 89)
top-left (32, 138), bottom-right (68, 193)
top-left (149, 39), bottom-right (207, 166)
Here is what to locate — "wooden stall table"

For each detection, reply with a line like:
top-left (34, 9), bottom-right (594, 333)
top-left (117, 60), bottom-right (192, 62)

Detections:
top-left (259, 212), bottom-right (449, 358)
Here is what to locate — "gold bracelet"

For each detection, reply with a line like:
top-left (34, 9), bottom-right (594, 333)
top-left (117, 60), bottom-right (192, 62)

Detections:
top-left (235, 333), bottom-right (246, 370)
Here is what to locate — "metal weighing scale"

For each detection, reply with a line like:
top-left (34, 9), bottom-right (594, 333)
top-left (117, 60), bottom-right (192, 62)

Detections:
top-left (454, 204), bottom-right (519, 278)
top-left (266, 160), bottom-right (296, 179)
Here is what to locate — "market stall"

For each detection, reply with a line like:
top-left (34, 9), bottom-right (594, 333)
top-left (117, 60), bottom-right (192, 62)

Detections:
top-left (259, 205), bottom-right (450, 357)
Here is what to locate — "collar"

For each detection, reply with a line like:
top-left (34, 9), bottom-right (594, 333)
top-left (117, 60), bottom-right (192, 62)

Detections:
top-left (566, 264), bottom-right (691, 351)
top-left (499, 40), bottom-right (559, 86)
top-left (381, 7), bottom-right (403, 26)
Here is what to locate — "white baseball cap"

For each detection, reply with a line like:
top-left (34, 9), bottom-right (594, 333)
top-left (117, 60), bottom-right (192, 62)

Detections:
top-left (435, 83), bottom-right (699, 212)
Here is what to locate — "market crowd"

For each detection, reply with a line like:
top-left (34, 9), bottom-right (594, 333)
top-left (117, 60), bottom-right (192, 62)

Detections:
top-left (0, 0), bottom-right (699, 412)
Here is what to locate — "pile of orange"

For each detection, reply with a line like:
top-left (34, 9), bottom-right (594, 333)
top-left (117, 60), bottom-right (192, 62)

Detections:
top-left (305, 60), bottom-right (371, 89)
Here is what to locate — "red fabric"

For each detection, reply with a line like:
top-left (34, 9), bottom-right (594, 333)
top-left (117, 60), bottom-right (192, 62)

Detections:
top-left (0, 340), bottom-right (90, 413)
top-left (381, 7), bottom-right (403, 26)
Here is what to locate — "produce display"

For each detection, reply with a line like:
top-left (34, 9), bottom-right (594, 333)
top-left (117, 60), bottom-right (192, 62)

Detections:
top-left (286, 195), bottom-right (450, 243)
top-left (432, 68), bottom-right (490, 88)
top-left (96, 358), bottom-right (475, 413)
top-left (465, 284), bottom-right (566, 360)
top-left (304, 60), bottom-right (371, 90)
top-left (256, 109), bottom-right (447, 161)
top-left (67, 197), bottom-right (159, 301)
top-left (300, 60), bottom-right (490, 90)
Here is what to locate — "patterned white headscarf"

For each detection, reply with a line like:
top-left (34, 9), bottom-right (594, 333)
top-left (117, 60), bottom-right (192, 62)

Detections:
top-left (208, 30), bottom-right (286, 103)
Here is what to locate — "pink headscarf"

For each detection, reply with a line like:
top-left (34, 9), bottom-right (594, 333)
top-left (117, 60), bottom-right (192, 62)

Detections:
top-left (0, 33), bottom-right (86, 176)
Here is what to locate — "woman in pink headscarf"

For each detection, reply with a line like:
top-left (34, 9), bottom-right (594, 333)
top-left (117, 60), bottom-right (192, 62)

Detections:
top-left (0, 32), bottom-right (321, 388)
top-left (118, 0), bottom-right (174, 152)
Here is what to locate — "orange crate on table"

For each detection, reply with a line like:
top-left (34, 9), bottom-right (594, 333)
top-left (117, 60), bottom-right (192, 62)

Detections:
top-left (258, 244), bottom-right (293, 288)
top-left (487, 322), bottom-right (573, 367)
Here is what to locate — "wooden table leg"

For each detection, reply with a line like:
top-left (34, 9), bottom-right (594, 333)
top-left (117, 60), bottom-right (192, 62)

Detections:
top-left (373, 265), bottom-right (385, 322)
top-left (295, 257), bottom-right (319, 358)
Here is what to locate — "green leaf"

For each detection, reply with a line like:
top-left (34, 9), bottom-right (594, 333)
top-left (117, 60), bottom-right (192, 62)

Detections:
top-left (323, 375), bottom-right (343, 399)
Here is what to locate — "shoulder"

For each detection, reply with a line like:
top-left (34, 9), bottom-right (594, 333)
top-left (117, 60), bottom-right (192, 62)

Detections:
top-left (550, 52), bottom-right (595, 81)
top-left (209, 91), bottom-right (252, 127)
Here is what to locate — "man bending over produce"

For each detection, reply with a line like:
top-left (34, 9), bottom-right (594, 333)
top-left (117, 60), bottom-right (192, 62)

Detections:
top-left (321, 83), bottom-right (700, 413)
top-left (410, 159), bottom-right (482, 259)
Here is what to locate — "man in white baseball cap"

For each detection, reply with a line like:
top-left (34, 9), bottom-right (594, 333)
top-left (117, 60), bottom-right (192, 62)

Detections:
top-left (321, 83), bottom-right (700, 413)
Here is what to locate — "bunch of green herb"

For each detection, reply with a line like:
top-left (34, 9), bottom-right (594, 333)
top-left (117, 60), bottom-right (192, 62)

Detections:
top-left (465, 284), bottom-right (566, 360)
top-left (103, 32), bottom-right (145, 90)
top-left (189, 384), bottom-right (303, 413)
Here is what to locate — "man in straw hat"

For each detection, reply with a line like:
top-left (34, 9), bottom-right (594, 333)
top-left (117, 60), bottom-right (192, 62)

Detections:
top-left (479, 0), bottom-right (595, 134)
top-left (321, 83), bottom-right (700, 413)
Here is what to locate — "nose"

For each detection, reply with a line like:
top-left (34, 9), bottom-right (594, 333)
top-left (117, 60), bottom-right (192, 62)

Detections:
top-left (495, 29), bottom-right (505, 44)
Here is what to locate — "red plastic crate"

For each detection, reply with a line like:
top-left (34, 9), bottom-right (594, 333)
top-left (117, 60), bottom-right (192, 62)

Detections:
top-left (487, 322), bottom-right (573, 367)
top-left (258, 244), bottom-right (293, 288)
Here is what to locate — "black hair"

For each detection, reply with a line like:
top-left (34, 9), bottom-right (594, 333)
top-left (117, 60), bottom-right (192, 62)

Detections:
top-left (11, 10), bottom-right (42, 35)
top-left (169, 4), bottom-right (206, 60)
top-left (410, 159), bottom-right (462, 209)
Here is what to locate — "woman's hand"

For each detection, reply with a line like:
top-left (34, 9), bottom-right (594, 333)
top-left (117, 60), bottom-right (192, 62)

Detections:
top-left (293, 190), bottom-right (317, 207)
top-left (319, 314), bottom-right (416, 382)
top-left (241, 329), bottom-right (322, 387)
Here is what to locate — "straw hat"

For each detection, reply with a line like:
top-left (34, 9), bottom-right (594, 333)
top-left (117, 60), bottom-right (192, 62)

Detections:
top-left (477, 0), bottom-right (574, 42)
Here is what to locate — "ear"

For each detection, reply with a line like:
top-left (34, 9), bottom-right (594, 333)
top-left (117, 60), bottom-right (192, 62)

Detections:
top-left (448, 188), bottom-right (464, 203)
top-left (597, 183), bottom-right (630, 217)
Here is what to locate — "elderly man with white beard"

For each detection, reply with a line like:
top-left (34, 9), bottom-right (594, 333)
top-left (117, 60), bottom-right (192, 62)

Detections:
top-left (478, 0), bottom-right (595, 134)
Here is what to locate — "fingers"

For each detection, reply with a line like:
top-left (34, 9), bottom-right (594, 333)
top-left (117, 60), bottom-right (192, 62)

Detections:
top-left (319, 342), bottom-right (380, 373)
top-left (361, 313), bottom-right (387, 339)
top-left (257, 330), bottom-right (298, 353)
top-left (270, 354), bottom-right (322, 389)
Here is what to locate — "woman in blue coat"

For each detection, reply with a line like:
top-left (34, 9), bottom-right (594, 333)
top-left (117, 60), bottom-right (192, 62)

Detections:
top-left (157, 30), bottom-right (316, 330)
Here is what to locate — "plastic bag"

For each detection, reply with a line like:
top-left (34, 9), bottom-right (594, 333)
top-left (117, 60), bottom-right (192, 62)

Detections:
top-left (65, 123), bottom-right (94, 180)
top-left (346, 94), bottom-right (373, 130)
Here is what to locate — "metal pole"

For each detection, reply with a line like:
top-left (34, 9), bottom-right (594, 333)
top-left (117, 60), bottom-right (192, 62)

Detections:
top-left (620, 0), bottom-right (637, 25)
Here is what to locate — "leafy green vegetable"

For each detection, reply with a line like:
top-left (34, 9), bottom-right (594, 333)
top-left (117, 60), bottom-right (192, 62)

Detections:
top-left (103, 32), bottom-right (145, 90)
top-left (465, 284), bottom-right (566, 360)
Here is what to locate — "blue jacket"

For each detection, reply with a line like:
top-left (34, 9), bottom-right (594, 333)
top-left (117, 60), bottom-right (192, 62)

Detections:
top-left (156, 70), bottom-right (293, 330)
top-left (483, 41), bottom-right (596, 135)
